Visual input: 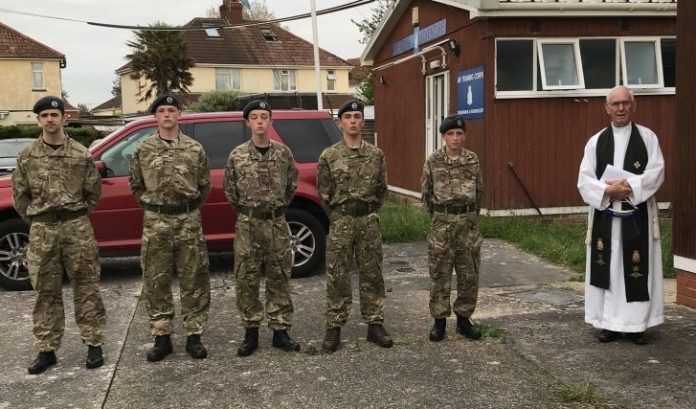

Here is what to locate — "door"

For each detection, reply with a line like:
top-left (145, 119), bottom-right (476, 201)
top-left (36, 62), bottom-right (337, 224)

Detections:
top-left (425, 72), bottom-right (450, 158)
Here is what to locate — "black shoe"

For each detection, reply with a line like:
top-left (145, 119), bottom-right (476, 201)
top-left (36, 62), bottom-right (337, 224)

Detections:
top-left (86, 346), bottom-right (104, 369)
top-left (238, 327), bottom-right (259, 357)
top-left (272, 330), bottom-right (301, 352)
top-left (598, 329), bottom-right (621, 343)
top-left (147, 335), bottom-right (173, 362)
top-left (322, 327), bottom-right (341, 353)
top-left (27, 351), bottom-right (57, 375)
top-left (456, 315), bottom-right (482, 340)
top-left (626, 332), bottom-right (648, 345)
top-left (366, 323), bottom-right (394, 348)
top-left (186, 334), bottom-right (208, 359)
top-left (429, 318), bottom-right (447, 342)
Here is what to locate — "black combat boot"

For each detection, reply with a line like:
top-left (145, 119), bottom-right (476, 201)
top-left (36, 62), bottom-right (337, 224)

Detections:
top-left (429, 318), bottom-right (447, 342)
top-left (598, 329), bottom-right (621, 343)
top-left (322, 327), bottom-right (341, 353)
top-left (456, 315), bottom-right (482, 340)
top-left (366, 323), bottom-right (394, 348)
top-left (237, 327), bottom-right (259, 357)
top-left (146, 335), bottom-right (173, 362)
top-left (272, 330), bottom-right (301, 352)
top-left (27, 351), bottom-right (57, 375)
top-left (86, 345), bottom-right (104, 369)
top-left (186, 334), bottom-right (208, 359)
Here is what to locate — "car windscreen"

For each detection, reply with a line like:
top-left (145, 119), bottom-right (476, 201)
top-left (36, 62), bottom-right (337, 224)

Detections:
top-left (272, 118), bottom-right (342, 163)
top-left (0, 140), bottom-right (34, 157)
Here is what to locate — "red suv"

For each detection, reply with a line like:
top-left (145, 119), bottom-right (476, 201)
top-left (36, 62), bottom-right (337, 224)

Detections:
top-left (0, 110), bottom-right (339, 291)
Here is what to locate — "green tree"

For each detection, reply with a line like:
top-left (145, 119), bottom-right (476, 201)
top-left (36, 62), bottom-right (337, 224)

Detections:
top-left (351, 1), bottom-right (393, 104)
top-left (111, 77), bottom-right (122, 97)
top-left (126, 21), bottom-right (194, 102)
top-left (186, 90), bottom-right (244, 112)
top-left (77, 103), bottom-right (91, 116)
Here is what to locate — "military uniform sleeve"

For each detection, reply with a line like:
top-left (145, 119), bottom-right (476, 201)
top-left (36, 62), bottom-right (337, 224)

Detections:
top-left (223, 152), bottom-right (239, 210)
top-left (285, 148), bottom-right (298, 206)
top-left (421, 158), bottom-right (434, 216)
top-left (198, 149), bottom-right (211, 207)
top-left (11, 155), bottom-right (31, 223)
top-left (128, 144), bottom-right (145, 205)
top-left (83, 154), bottom-right (102, 213)
top-left (475, 162), bottom-right (484, 215)
top-left (316, 153), bottom-right (332, 212)
top-left (376, 150), bottom-right (388, 207)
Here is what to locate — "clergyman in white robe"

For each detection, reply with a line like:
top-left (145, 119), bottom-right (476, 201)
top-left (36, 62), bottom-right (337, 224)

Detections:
top-left (577, 122), bottom-right (665, 334)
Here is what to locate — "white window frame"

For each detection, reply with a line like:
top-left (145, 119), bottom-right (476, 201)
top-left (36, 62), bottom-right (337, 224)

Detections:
top-left (215, 68), bottom-right (241, 91)
top-left (31, 62), bottom-right (44, 90)
top-left (273, 69), bottom-right (296, 91)
top-left (620, 37), bottom-right (664, 89)
top-left (537, 39), bottom-right (585, 90)
top-left (327, 70), bottom-right (336, 91)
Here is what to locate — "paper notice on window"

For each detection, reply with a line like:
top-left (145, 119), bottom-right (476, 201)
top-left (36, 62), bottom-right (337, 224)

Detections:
top-left (600, 164), bottom-right (634, 183)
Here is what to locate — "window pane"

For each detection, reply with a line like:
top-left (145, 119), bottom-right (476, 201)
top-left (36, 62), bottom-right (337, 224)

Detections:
top-left (496, 40), bottom-right (533, 91)
top-left (661, 38), bottom-right (676, 87)
top-left (31, 62), bottom-right (44, 89)
top-left (215, 69), bottom-right (231, 90)
top-left (624, 41), bottom-right (657, 85)
top-left (193, 121), bottom-right (246, 169)
top-left (272, 119), bottom-right (341, 163)
top-left (100, 126), bottom-right (157, 177)
top-left (540, 43), bottom-right (579, 87)
top-left (288, 71), bottom-right (296, 90)
top-left (580, 39), bottom-right (616, 89)
top-left (232, 69), bottom-right (241, 90)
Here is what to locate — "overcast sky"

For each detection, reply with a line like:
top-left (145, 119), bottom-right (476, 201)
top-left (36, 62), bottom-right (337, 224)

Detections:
top-left (0, 0), bottom-right (377, 108)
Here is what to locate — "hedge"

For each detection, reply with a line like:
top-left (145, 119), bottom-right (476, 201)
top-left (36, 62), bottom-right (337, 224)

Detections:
top-left (0, 125), bottom-right (102, 148)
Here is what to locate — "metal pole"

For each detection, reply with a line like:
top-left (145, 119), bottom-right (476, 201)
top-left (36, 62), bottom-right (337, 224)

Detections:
top-left (310, 0), bottom-right (323, 110)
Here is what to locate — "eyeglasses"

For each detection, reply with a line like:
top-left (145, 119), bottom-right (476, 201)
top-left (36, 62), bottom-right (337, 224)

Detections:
top-left (607, 100), bottom-right (632, 109)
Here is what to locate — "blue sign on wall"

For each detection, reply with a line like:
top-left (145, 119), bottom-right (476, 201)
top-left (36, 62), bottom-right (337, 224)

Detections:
top-left (392, 19), bottom-right (447, 56)
top-left (457, 66), bottom-right (485, 119)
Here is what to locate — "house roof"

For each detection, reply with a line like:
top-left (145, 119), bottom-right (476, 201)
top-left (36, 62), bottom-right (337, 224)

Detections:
top-left (92, 95), bottom-right (122, 111)
top-left (117, 17), bottom-right (352, 73)
top-left (361, 0), bottom-right (678, 65)
top-left (0, 21), bottom-right (64, 59)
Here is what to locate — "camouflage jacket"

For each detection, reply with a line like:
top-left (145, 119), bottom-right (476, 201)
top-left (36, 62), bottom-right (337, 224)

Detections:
top-left (128, 131), bottom-right (211, 207)
top-left (316, 139), bottom-right (387, 209)
top-left (421, 148), bottom-right (484, 215)
top-left (223, 140), bottom-right (298, 210)
top-left (12, 136), bottom-right (101, 223)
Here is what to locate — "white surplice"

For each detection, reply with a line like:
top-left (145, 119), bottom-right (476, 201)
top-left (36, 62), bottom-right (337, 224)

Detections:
top-left (577, 122), bottom-right (665, 332)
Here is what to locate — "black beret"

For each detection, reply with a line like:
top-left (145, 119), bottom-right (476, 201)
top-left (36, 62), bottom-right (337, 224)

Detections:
top-left (243, 100), bottom-right (272, 119)
top-left (149, 94), bottom-right (180, 114)
top-left (439, 115), bottom-right (466, 134)
top-left (337, 99), bottom-right (364, 118)
top-left (33, 96), bottom-right (64, 114)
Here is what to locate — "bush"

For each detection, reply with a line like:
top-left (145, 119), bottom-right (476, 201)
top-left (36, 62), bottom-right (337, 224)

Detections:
top-left (0, 125), bottom-right (102, 148)
top-left (186, 90), bottom-right (244, 112)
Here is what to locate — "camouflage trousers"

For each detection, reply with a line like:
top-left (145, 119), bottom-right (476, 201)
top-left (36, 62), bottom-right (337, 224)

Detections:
top-left (141, 210), bottom-right (210, 336)
top-left (233, 215), bottom-right (294, 330)
top-left (325, 212), bottom-right (385, 328)
top-left (427, 213), bottom-right (483, 319)
top-left (27, 216), bottom-right (106, 352)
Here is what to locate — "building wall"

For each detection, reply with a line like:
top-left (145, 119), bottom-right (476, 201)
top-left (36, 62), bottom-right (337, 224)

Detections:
top-left (372, 0), bottom-right (676, 210)
top-left (0, 59), bottom-right (63, 125)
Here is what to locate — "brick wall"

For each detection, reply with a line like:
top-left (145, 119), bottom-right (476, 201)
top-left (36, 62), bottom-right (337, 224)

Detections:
top-left (676, 270), bottom-right (696, 309)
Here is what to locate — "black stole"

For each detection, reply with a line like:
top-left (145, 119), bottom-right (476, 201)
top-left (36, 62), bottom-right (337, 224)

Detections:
top-left (590, 123), bottom-right (650, 302)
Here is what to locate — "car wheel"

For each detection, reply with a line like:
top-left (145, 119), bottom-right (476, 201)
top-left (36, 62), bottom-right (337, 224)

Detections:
top-left (0, 218), bottom-right (32, 291)
top-left (285, 208), bottom-right (326, 278)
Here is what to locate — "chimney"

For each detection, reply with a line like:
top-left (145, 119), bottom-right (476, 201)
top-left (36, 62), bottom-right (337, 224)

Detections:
top-left (220, 0), bottom-right (244, 24)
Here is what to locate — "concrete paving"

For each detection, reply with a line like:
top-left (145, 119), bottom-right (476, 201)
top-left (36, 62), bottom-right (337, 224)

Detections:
top-left (0, 239), bottom-right (693, 409)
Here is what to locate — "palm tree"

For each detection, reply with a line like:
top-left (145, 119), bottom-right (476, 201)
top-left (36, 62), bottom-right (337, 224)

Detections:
top-left (126, 21), bottom-right (194, 102)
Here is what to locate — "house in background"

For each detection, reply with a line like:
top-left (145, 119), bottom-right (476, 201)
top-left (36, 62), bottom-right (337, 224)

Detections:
top-left (0, 21), bottom-right (66, 125)
top-left (117, 0), bottom-right (354, 115)
top-left (92, 95), bottom-right (123, 117)
top-left (362, 0), bottom-right (676, 214)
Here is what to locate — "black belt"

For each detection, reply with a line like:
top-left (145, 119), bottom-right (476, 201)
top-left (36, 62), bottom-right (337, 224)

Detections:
top-left (332, 202), bottom-right (379, 217)
top-left (141, 200), bottom-right (198, 215)
top-left (31, 209), bottom-right (88, 223)
top-left (432, 204), bottom-right (475, 215)
top-left (237, 205), bottom-right (285, 220)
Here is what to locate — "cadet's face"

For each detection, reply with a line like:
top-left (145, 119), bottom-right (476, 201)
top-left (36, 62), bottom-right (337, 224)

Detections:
top-left (340, 112), bottom-right (364, 137)
top-left (36, 109), bottom-right (65, 134)
top-left (154, 105), bottom-right (180, 129)
top-left (246, 110), bottom-right (272, 136)
top-left (605, 88), bottom-right (635, 127)
top-left (442, 128), bottom-right (466, 152)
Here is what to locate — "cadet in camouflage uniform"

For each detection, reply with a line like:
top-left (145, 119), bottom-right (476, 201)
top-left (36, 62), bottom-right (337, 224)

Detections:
top-left (12, 96), bottom-right (106, 374)
top-left (224, 100), bottom-right (300, 357)
top-left (317, 99), bottom-right (393, 353)
top-left (421, 115), bottom-right (484, 342)
top-left (128, 94), bottom-right (211, 362)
